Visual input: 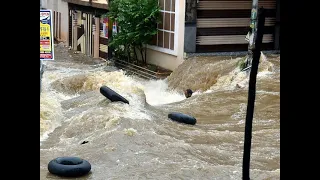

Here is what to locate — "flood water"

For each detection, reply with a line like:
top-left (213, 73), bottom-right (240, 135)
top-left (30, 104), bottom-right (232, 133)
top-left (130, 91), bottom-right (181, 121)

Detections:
top-left (40, 44), bottom-right (280, 179)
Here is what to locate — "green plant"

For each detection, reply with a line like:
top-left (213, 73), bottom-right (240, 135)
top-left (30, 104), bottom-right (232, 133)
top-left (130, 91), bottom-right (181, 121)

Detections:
top-left (237, 57), bottom-right (247, 70)
top-left (107, 0), bottom-right (160, 65)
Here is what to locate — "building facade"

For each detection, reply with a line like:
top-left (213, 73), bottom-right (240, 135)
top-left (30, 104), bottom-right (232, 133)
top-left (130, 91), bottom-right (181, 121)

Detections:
top-left (41, 0), bottom-right (69, 42)
top-left (41, 0), bottom-right (280, 71)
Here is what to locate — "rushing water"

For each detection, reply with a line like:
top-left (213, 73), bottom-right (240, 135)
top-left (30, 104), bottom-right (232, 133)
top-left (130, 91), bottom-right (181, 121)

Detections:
top-left (40, 44), bottom-right (280, 179)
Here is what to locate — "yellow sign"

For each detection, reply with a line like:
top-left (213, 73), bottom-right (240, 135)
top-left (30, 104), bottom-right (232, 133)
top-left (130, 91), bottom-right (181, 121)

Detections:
top-left (40, 22), bottom-right (51, 52)
top-left (40, 9), bottom-right (54, 60)
top-left (40, 23), bottom-right (50, 37)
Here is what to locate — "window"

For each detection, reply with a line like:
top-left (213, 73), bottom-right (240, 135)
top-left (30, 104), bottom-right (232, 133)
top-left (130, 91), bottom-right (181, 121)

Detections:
top-left (149, 0), bottom-right (177, 55)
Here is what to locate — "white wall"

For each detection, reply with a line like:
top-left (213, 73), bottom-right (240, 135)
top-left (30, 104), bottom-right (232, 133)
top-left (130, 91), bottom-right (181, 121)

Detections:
top-left (41, 0), bottom-right (69, 43)
top-left (146, 0), bottom-right (186, 71)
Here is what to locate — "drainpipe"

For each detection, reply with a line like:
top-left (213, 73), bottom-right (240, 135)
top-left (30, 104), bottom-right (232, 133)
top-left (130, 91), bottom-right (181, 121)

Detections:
top-left (242, 8), bottom-right (266, 180)
top-left (243, 0), bottom-right (259, 70)
top-left (249, 0), bottom-right (259, 48)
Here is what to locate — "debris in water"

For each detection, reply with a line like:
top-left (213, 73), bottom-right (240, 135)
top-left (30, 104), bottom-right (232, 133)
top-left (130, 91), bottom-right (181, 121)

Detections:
top-left (236, 83), bottom-right (246, 89)
top-left (110, 117), bottom-right (120, 125)
top-left (124, 128), bottom-right (137, 136)
top-left (81, 141), bottom-right (89, 145)
top-left (104, 146), bottom-right (116, 152)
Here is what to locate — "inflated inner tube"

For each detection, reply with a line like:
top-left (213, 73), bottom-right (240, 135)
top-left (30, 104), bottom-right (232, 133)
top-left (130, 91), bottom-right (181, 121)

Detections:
top-left (100, 86), bottom-right (129, 104)
top-left (48, 157), bottom-right (91, 177)
top-left (168, 112), bottom-right (197, 125)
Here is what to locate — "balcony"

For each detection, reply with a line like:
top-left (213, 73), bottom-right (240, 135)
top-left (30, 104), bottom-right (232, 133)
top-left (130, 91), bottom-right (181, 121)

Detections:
top-left (63, 0), bottom-right (108, 9)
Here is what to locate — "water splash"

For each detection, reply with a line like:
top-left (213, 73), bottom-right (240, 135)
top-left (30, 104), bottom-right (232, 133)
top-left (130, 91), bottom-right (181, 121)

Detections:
top-left (166, 54), bottom-right (275, 94)
top-left (40, 92), bottom-right (67, 144)
top-left (208, 54), bottom-right (274, 91)
top-left (143, 79), bottom-right (185, 106)
top-left (124, 128), bottom-right (137, 136)
top-left (40, 67), bottom-right (76, 144)
top-left (41, 45), bottom-right (279, 179)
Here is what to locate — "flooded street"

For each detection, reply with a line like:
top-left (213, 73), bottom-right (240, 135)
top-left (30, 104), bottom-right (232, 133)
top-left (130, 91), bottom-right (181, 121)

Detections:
top-left (40, 44), bottom-right (280, 179)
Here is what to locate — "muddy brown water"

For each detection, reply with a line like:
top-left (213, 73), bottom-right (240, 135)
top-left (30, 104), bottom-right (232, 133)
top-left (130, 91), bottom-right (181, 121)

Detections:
top-left (40, 44), bottom-right (279, 179)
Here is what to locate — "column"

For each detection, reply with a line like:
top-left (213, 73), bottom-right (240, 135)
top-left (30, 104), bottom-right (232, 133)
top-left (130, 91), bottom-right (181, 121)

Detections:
top-left (72, 12), bottom-right (78, 51)
top-left (184, 0), bottom-right (197, 53)
top-left (94, 17), bottom-right (100, 58)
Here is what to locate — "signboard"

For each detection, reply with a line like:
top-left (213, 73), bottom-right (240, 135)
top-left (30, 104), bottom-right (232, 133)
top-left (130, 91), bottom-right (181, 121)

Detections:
top-left (102, 17), bottom-right (108, 38)
top-left (40, 9), bottom-right (54, 60)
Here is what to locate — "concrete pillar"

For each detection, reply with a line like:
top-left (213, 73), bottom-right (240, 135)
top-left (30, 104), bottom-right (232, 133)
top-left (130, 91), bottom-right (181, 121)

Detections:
top-left (108, 18), bottom-right (113, 59)
top-left (274, 0), bottom-right (280, 50)
top-left (94, 17), bottom-right (100, 58)
top-left (72, 13), bottom-right (78, 51)
top-left (184, 0), bottom-right (197, 53)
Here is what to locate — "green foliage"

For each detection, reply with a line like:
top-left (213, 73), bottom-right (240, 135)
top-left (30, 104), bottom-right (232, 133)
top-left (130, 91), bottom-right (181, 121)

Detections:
top-left (237, 57), bottom-right (247, 70)
top-left (107, 0), bottom-right (160, 64)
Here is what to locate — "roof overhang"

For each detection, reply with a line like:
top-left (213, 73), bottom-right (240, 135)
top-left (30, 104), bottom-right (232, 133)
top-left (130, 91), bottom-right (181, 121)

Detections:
top-left (63, 0), bottom-right (108, 10)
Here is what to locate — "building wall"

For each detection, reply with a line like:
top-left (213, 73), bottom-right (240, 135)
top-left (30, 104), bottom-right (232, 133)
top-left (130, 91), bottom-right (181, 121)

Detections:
top-left (41, 0), bottom-right (69, 43)
top-left (146, 48), bottom-right (184, 71)
top-left (196, 0), bottom-right (277, 52)
top-left (146, 0), bottom-right (186, 71)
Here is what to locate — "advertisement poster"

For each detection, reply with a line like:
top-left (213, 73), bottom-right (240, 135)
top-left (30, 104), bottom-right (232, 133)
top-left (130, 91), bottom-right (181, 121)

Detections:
top-left (40, 9), bottom-right (54, 60)
top-left (113, 22), bottom-right (118, 34)
top-left (102, 17), bottom-right (108, 38)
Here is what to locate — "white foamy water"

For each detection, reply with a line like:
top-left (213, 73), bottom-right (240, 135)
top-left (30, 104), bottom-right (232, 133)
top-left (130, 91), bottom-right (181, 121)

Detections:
top-left (41, 67), bottom-right (158, 144)
top-left (41, 54), bottom-right (277, 142)
top-left (207, 54), bottom-right (275, 92)
top-left (40, 86), bottom-right (73, 144)
top-left (143, 79), bottom-right (186, 106)
top-left (41, 46), bottom-right (279, 180)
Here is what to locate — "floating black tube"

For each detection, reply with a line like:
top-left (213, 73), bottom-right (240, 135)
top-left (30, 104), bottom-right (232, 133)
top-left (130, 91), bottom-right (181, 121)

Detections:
top-left (48, 157), bottom-right (91, 177)
top-left (100, 86), bottom-right (129, 104)
top-left (168, 112), bottom-right (197, 125)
